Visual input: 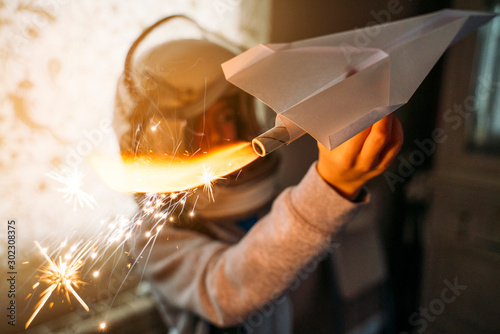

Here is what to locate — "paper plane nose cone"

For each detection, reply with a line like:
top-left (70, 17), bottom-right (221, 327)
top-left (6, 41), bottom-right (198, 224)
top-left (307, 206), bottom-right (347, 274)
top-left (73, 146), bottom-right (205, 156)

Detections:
top-left (447, 9), bottom-right (498, 43)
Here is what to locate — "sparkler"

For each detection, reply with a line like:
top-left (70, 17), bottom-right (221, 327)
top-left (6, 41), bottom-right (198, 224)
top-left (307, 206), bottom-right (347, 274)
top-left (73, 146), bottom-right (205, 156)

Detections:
top-left (47, 167), bottom-right (97, 210)
top-left (26, 163), bottom-right (225, 330)
top-left (26, 240), bottom-right (96, 329)
top-left (36, 138), bottom-right (255, 332)
top-left (22, 188), bottom-right (193, 330)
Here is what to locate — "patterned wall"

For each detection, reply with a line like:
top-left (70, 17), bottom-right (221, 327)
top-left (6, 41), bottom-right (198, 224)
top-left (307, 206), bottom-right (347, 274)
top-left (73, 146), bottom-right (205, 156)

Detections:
top-left (0, 0), bottom-right (264, 254)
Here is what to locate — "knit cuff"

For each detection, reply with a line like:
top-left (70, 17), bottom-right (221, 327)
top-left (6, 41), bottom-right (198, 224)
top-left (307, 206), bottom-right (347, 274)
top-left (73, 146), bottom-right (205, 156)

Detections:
top-left (289, 162), bottom-right (369, 235)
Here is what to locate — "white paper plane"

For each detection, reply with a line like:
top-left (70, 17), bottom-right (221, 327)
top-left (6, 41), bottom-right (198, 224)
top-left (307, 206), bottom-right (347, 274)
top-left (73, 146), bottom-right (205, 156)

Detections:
top-left (222, 9), bottom-right (496, 156)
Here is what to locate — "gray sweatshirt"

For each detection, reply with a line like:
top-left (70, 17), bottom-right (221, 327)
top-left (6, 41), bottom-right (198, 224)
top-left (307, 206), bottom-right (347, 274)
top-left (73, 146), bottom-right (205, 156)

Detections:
top-left (135, 163), bottom-right (368, 334)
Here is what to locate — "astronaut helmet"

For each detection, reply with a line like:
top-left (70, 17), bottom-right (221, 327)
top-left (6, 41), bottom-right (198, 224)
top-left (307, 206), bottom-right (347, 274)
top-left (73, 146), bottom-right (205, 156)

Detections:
top-left (113, 16), bottom-right (279, 219)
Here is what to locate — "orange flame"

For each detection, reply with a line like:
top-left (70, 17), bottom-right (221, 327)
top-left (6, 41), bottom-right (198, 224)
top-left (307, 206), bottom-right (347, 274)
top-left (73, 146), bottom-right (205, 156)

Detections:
top-left (89, 142), bottom-right (258, 193)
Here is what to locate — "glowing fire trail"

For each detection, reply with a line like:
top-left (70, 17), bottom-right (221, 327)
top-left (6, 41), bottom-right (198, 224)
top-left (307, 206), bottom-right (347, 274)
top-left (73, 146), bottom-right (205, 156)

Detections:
top-left (88, 141), bottom-right (258, 194)
top-left (31, 144), bottom-right (256, 330)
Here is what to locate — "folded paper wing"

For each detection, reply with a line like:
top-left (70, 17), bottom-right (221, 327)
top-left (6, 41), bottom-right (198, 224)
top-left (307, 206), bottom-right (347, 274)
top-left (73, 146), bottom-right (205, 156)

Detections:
top-left (222, 9), bottom-right (496, 154)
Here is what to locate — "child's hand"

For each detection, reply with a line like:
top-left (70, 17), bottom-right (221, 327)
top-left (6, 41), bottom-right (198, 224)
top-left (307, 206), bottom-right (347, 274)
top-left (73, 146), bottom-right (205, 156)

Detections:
top-left (317, 114), bottom-right (403, 201)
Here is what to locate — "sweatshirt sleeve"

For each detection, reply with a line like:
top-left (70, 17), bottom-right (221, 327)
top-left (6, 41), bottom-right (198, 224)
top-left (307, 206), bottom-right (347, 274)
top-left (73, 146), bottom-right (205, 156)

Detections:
top-left (137, 163), bottom-right (369, 327)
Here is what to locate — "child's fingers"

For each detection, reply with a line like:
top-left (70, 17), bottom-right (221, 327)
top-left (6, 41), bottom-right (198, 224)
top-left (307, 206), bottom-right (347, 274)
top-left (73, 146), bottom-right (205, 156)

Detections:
top-left (358, 114), bottom-right (394, 166)
top-left (377, 116), bottom-right (404, 171)
top-left (333, 124), bottom-right (373, 161)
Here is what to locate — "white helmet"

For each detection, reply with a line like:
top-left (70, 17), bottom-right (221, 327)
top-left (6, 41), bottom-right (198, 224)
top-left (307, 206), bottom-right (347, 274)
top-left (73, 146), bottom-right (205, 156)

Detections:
top-left (113, 16), bottom-right (279, 218)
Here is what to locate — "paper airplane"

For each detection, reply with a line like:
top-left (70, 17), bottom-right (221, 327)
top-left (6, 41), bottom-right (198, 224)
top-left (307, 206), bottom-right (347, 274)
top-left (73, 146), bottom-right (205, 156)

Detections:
top-left (222, 9), bottom-right (496, 156)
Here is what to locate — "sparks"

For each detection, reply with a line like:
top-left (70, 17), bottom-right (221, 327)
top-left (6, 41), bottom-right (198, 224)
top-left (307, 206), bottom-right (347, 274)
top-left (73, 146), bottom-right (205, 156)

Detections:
top-left (151, 121), bottom-right (160, 131)
top-left (89, 142), bottom-right (258, 193)
top-left (200, 164), bottom-right (223, 202)
top-left (47, 168), bottom-right (97, 210)
top-left (26, 240), bottom-right (95, 329)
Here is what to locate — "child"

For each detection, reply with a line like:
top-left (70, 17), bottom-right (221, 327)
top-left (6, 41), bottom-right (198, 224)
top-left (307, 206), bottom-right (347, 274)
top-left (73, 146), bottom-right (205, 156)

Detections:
top-left (116, 33), bottom-right (403, 334)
